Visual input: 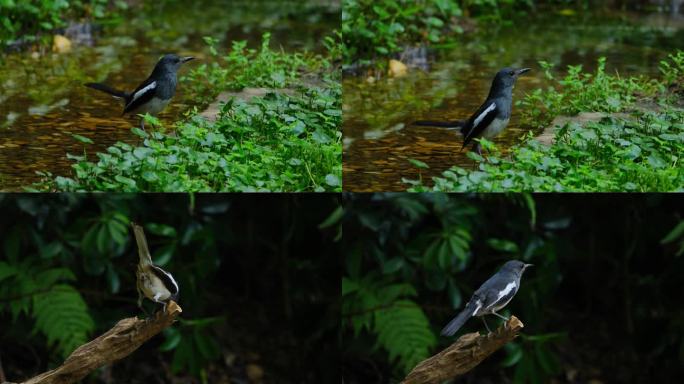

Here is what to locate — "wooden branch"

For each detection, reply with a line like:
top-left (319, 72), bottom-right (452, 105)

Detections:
top-left (401, 316), bottom-right (524, 384)
top-left (13, 301), bottom-right (182, 384)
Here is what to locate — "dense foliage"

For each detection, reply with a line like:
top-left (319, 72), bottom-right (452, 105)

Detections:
top-left (341, 193), bottom-right (684, 383)
top-left (35, 34), bottom-right (342, 192)
top-left (341, 0), bottom-right (539, 67)
top-left (0, 194), bottom-right (340, 383)
top-left (0, 0), bottom-right (128, 48)
top-left (406, 53), bottom-right (684, 192)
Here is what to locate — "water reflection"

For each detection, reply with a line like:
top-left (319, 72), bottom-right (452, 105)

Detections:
top-left (0, 1), bottom-right (338, 190)
top-left (343, 11), bottom-right (683, 191)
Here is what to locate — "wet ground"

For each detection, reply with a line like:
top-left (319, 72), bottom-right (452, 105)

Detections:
top-left (0, 0), bottom-right (339, 191)
top-left (342, 11), bottom-right (684, 192)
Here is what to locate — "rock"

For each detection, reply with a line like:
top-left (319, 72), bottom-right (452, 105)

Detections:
top-left (388, 59), bottom-right (408, 78)
top-left (53, 35), bottom-right (72, 53)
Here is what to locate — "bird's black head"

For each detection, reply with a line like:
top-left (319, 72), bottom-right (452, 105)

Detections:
top-left (501, 260), bottom-right (533, 276)
top-left (156, 54), bottom-right (195, 73)
top-left (492, 67), bottom-right (531, 90)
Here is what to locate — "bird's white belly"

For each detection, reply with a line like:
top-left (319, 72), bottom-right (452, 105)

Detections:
top-left (131, 97), bottom-right (170, 116)
top-left (141, 274), bottom-right (172, 302)
top-left (482, 117), bottom-right (509, 139)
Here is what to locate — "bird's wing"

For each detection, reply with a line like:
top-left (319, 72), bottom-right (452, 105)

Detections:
top-left (474, 270), bottom-right (519, 312)
top-left (123, 78), bottom-right (157, 115)
top-left (149, 265), bottom-right (179, 296)
top-left (462, 100), bottom-right (498, 148)
top-left (131, 222), bottom-right (154, 268)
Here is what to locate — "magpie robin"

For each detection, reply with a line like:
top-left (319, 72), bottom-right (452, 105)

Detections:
top-left (415, 67), bottom-right (531, 155)
top-left (85, 54), bottom-right (195, 130)
top-left (441, 260), bottom-right (532, 336)
top-left (131, 222), bottom-right (179, 313)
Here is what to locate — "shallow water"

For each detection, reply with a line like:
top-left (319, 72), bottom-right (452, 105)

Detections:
top-left (0, 0), bottom-right (338, 191)
top-left (342, 11), bottom-right (684, 192)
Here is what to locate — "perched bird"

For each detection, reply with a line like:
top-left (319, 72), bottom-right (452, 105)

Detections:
top-left (85, 54), bottom-right (195, 130)
top-left (441, 260), bottom-right (532, 336)
top-left (131, 222), bottom-right (179, 313)
top-left (414, 67), bottom-right (531, 155)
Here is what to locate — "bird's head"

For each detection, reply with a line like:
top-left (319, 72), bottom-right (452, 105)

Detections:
top-left (493, 67), bottom-right (531, 89)
top-left (157, 54), bottom-right (195, 73)
top-left (501, 260), bottom-right (533, 276)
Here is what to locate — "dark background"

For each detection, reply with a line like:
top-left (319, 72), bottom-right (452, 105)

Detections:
top-left (0, 194), bottom-right (341, 383)
top-left (341, 193), bottom-right (684, 383)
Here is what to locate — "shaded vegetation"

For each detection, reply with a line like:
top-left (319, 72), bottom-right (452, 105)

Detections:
top-left (0, 0), bottom-right (128, 48)
top-left (406, 53), bottom-right (684, 192)
top-left (0, 194), bottom-right (340, 383)
top-left (341, 193), bottom-right (684, 383)
top-left (34, 34), bottom-right (342, 192)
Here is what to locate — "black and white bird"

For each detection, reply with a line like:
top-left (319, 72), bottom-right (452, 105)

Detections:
top-left (441, 260), bottom-right (532, 336)
top-left (131, 222), bottom-right (179, 313)
top-left (85, 54), bottom-right (195, 130)
top-left (414, 67), bottom-right (531, 155)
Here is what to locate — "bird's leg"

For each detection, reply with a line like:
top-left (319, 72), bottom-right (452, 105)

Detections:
top-left (140, 117), bottom-right (146, 131)
top-left (491, 311), bottom-right (509, 321)
top-left (474, 141), bottom-right (482, 156)
top-left (491, 311), bottom-right (510, 329)
top-left (481, 317), bottom-right (491, 333)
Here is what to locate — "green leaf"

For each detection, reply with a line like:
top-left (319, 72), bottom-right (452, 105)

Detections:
top-left (447, 279), bottom-right (462, 309)
top-left (319, 206), bottom-right (344, 229)
top-left (661, 221), bottom-right (684, 244)
top-left (382, 258), bottom-right (405, 274)
top-left (487, 238), bottom-right (519, 253)
top-left (146, 223), bottom-right (177, 237)
top-left (71, 134), bottom-right (93, 144)
top-left (160, 327), bottom-right (182, 351)
top-left (408, 158), bottom-right (429, 169)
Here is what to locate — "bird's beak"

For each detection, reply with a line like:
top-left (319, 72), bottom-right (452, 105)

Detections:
top-left (515, 68), bottom-right (531, 76)
top-left (524, 263), bottom-right (534, 269)
top-left (181, 56), bottom-right (195, 63)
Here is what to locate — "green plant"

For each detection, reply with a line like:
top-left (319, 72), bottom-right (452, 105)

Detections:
top-left (407, 55), bottom-right (684, 192)
top-left (34, 33), bottom-right (342, 192)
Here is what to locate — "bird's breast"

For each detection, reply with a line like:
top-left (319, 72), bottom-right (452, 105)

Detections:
top-left (482, 117), bottom-right (509, 139)
top-left (130, 97), bottom-right (171, 116)
top-left (140, 272), bottom-right (172, 301)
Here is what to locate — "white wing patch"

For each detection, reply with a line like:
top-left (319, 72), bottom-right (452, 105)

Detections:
top-left (496, 281), bottom-right (517, 302)
top-left (472, 299), bottom-right (483, 316)
top-left (473, 102), bottom-right (496, 128)
top-left (132, 81), bottom-right (156, 102)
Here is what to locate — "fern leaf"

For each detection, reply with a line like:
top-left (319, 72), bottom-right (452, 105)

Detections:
top-left (374, 299), bottom-right (436, 373)
top-left (32, 284), bottom-right (95, 358)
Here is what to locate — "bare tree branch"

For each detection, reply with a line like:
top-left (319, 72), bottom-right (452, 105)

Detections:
top-left (401, 316), bottom-right (524, 384)
top-left (6, 301), bottom-right (182, 384)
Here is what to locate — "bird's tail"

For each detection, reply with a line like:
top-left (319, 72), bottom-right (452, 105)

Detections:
top-left (413, 120), bottom-right (466, 131)
top-left (131, 223), bottom-right (153, 268)
top-left (84, 82), bottom-right (128, 99)
top-left (441, 301), bottom-right (477, 336)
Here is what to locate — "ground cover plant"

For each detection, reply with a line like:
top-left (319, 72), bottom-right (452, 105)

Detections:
top-left (405, 52), bottom-right (684, 192)
top-left (34, 33), bottom-right (342, 192)
top-left (342, 0), bottom-right (538, 69)
top-left (0, 0), bottom-right (129, 49)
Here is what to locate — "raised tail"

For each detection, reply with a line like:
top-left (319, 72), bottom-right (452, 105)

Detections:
top-left (413, 120), bottom-right (465, 129)
top-left (441, 301), bottom-right (477, 336)
top-left (84, 82), bottom-right (128, 99)
top-left (131, 222), bottom-right (153, 268)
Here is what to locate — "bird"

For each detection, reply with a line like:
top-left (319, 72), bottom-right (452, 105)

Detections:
top-left (85, 54), bottom-right (195, 130)
top-left (414, 67), bottom-right (531, 155)
top-left (441, 260), bottom-right (533, 336)
top-left (131, 222), bottom-right (179, 314)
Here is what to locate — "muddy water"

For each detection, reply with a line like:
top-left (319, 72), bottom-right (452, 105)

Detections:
top-left (343, 11), bottom-right (684, 192)
top-left (0, 0), bottom-right (339, 191)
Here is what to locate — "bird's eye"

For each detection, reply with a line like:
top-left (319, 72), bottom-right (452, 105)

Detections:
top-left (509, 71), bottom-right (515, 76)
